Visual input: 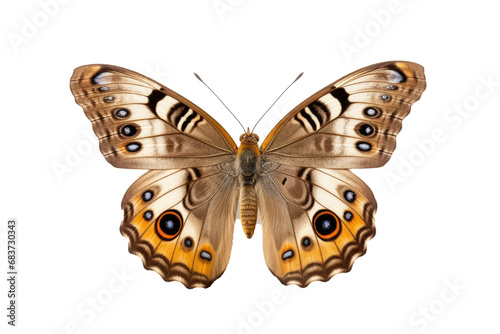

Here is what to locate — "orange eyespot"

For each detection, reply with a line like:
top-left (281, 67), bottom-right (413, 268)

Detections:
top-left (313, 210), bottom-right (341, 241)
top-left (155, 210), bottom-right (183, 240)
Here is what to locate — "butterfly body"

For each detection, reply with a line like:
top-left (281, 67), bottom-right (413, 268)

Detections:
top-left (70, 61), bottom-right (426, 288)
top-left (237, 132), bottom-right (261, 238)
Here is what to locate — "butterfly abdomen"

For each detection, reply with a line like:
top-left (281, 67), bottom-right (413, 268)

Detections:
top-left (240, 184), bottom-right (258, 238)
top-left (237, 137), bottom-right (261, 239)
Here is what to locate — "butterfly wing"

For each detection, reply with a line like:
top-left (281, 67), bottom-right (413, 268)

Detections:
top-left (70, 64), bottom-right (237, 169)
top-left (257, 164), bottom-right (376, 287)
top-left (261, 61), bottom-right (426, 168)
top-left (258, 61), bottom-right (426, 286)
top-left (120, 165), bottom-right (239, 288)
top-left (70, 65), bottom-right (240, 288)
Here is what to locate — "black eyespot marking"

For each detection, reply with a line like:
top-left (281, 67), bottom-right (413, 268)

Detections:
top-left (359, 124), bottom-right (375, 136)
top-left (356, 142), bottom-right (372, 152)
top-left (313, 210), bottom-right (341, 241)
top-left (99, 86), bottom-right (109, 92)
top-left (126, 142), bottom-right (141, 152)
top-left (200, 250), bottom-right (212, 261)
top-left (143, 210), bottom-right (153, 221)
top-left (363, 107), bottom-right (379, 118)
top-left (155, 210), bottom-right (183, 240)
top-left (344, 190), bottom-right (356, 203)
top-left (120, 124), bottom-right (137, 137)
top-left (282, 250), bottom-right (294, 260)
top-left (344, 211), bottom-right (354, 222)
top-left (302, 237), bottom-right (311, 247)
top-left (282, 177), bottom-right (287, 185)
top-left (381, 94), bottom-right (390, 101)
top-left (114, 109), bottom-right (130, 118)
top-left (142, 190), bottom-right (154, 202)
top-left (184, 238), bottom-right (193, 248)
top-left (387, 85), bottom-right (397, 90)
top-left (103, 96), bottom-right (115, 102)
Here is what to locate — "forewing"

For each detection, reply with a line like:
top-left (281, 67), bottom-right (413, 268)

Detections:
top-left (70, 64), bottom-right (237, 169)
top-left (261, 61), bottom-right (426, 168)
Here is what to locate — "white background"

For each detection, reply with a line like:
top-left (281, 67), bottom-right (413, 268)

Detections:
top-left (1, 0), bottom-right (499, 333)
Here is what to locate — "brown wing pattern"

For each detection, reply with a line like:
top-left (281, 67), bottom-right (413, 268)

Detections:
top-left (70, 64), bottom-right (237, 170)
top-left (120, 164), bottom-right (239, 288)
top-left (261, 61), bottom-right (426, 169)
top-left (257, 163), bottom-right (376, 287)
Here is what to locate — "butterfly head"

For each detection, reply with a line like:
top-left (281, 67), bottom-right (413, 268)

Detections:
top-left (239, 127), bottom-right (259, 143)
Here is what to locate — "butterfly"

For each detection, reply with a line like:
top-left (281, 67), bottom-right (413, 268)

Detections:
top-left (70, 61), bottom-right (426, 288)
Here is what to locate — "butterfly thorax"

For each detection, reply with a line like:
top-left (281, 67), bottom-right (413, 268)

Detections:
top-left (236, 134), bottom-right (260, 239)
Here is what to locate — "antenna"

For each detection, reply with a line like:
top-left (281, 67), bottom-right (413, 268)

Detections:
top-left (250, 72), bottom-right (303, 135)
top-left (194, 73), bottom-right (246, 134)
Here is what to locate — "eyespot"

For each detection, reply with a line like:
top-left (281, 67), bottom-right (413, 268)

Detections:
top-left (358, 124), bottom-right (375, 137)
top-left (120, 124), bottom-right (138, 137)
top-left (344, 190), bottom-right (356, 203)
top-left (356, 142), bottom-right (372, 152)
top-left (184, 237), bottom-right (193, 248)
top-left (200, 250), bottom-right (212, 261)
top-left (155, 210), bottom-right (183, 240)
top-left (386, 68), bottom-right (406, 83)
top-left (103, 96), bottom-right (115, 102)
top-left (91, 71), bottom-right (110, 85)
top-left (282, 249), bottom-right (294, 260)
top-left (126, 142), bottom-right (141, 152)
top-left (114, 108), bottom-right (130, 119)
top-left (344, 211), bottom-right (354, 222)
top-left (302, 237), bottom-right (312, 248)
top-left (313, 210), bottom-right (341, 241)
top-left (363, 107), bottom-right (380, 118)
top-left (143, 210), bottom-right (153, 221)
top-left (142, 190), bottom-right (154, 202)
